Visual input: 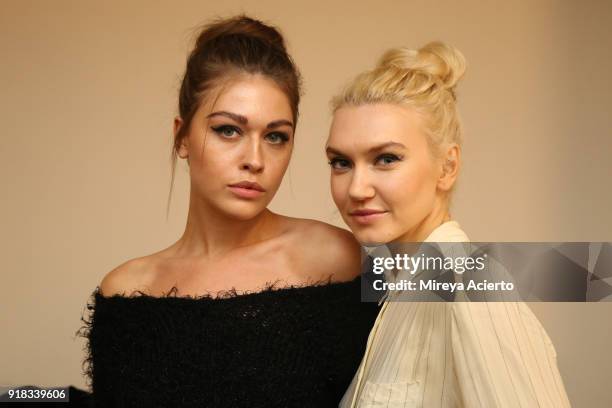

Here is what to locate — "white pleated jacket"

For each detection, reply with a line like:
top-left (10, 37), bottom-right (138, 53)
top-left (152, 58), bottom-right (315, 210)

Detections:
top-left (340, 221), bottom-right (571, 408)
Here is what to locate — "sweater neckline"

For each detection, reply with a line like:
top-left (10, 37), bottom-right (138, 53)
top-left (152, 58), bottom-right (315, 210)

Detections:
top-left (93, 274), bottom-right (361, 303)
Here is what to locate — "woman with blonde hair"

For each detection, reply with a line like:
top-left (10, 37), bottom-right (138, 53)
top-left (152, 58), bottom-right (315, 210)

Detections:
top-left (326, 42), bottom-right (571, 407)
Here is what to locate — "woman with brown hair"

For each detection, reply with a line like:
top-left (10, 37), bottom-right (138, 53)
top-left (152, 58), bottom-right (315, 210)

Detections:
top-left (79, 15), bottom-right (378, 407)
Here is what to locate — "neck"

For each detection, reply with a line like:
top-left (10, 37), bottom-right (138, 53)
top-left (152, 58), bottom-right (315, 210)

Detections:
top-left (172, 193), bottom-right (277, 259)
top-left (397, 197), bottom-right (450, 243)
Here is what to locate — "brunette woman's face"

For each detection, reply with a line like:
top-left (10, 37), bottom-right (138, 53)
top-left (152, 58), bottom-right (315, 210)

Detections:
top-left (326, 103), bottom-right (447, 244)
top-left (176, 74), bottom-right (294, 220)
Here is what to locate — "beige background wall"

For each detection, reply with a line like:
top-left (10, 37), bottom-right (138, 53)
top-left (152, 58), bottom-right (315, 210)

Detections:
top-left (1, 0), bottom-right (611, 406)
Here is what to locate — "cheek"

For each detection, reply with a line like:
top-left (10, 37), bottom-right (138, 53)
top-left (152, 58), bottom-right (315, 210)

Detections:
top-left (189, 145), bottom-right (234, 188)
top-left (198, 150), bottom-right (228, 176)
top-left (187, 132), bottom-right (218, 166)
top-left (383, 162), bottom-right (438, 212)
top-left (265, 149), bottom-right (291, 182)
top-left (330, 175), bottom-right (349, 207)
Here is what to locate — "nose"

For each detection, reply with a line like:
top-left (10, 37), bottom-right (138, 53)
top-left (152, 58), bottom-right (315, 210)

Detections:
top-left (348, 167), bottom-right (375, 201)
top-left (240, 138), bottom-right (264, 173)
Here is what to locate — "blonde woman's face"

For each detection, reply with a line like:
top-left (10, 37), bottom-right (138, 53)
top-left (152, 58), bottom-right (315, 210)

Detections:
top-left (326, 103), bottom-right (443, 244)
top-left (176, 74), bottom-right (294, 221)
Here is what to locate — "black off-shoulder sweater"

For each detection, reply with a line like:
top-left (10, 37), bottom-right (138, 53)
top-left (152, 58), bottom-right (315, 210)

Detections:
top-left (79, 276), bottom-right (379, 408)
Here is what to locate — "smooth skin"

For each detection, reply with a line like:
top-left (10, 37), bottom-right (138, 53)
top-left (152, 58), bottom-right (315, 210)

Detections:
top-left (100, 74), bottom-right (360, 298)
top-left (326, 103), bottom-right (460, 245)
top-left (328, 103), bottom-right (573, 408)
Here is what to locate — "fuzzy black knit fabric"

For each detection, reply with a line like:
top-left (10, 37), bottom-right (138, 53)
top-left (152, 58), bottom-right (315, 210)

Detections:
top-left (78, 276), bottom-right (379, 408)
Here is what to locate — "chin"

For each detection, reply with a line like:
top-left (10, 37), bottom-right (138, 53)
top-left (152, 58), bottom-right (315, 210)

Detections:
top-left (220, 201), bottom-right (267, 221)
top-left (351, 222), bottom-right (407, 245)
top-left (226, 208), bottom-right (265, 221)
top-left (348, 227), bottom-right (387, 246)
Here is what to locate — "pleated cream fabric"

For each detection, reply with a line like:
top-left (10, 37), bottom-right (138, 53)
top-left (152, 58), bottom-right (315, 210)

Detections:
top-left (339, 221), bottom-right (571, 408)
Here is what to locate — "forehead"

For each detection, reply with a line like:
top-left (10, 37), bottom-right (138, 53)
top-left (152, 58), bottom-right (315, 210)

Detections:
top-left (328, 103), bottom-right (425, 152)
top-left (200, 74), bottom-right (293, 123)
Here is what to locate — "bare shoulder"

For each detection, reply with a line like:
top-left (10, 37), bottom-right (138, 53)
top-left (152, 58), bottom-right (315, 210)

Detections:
top-left (283, 218), bottom-right (362, 282)
top-left (99, 257), bottom-right (152, 297)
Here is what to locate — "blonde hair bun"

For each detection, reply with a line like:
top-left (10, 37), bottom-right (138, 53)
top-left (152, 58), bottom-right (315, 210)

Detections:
top-left (376, 41), bottom-right (466, 94)
top-left (331, 40), bottom-right (466, 158)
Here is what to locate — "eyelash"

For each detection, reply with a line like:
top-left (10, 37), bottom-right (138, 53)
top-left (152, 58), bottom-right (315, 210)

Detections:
top-left (210, 125), bottom-right (290, 145)
top-left (376, 153), bottom-right (402, 166)
top-left (328, 153), bottom-right (403, 170)
top-left (328, 157), bottom-right (351, 170)
top-left (265, 132), bottom-right (290, 145)
top-left (211, 125), bottom-right (241, 138)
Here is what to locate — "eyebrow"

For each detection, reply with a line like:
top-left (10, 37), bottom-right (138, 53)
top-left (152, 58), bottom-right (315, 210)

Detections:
top-left (266, 119), bottom-right (294, 130)
top-left (326, 141), bottom-right (407, 156)
top-left (207, 111), bottom-right (247, 124)
top-left (206, 111), bottom-right (293, 129)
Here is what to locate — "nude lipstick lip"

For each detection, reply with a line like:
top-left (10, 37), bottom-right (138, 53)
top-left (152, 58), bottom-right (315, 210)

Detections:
top-left (348, 209), bottom-right (389, 224)
top-left (227, 181), bottom-right (266, 199)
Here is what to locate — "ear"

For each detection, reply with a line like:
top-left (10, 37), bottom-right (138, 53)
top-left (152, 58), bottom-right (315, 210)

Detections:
top-left (173, 116), bottom-right (189, 159)
top-left (437, 144), bottom-right (460, 192)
